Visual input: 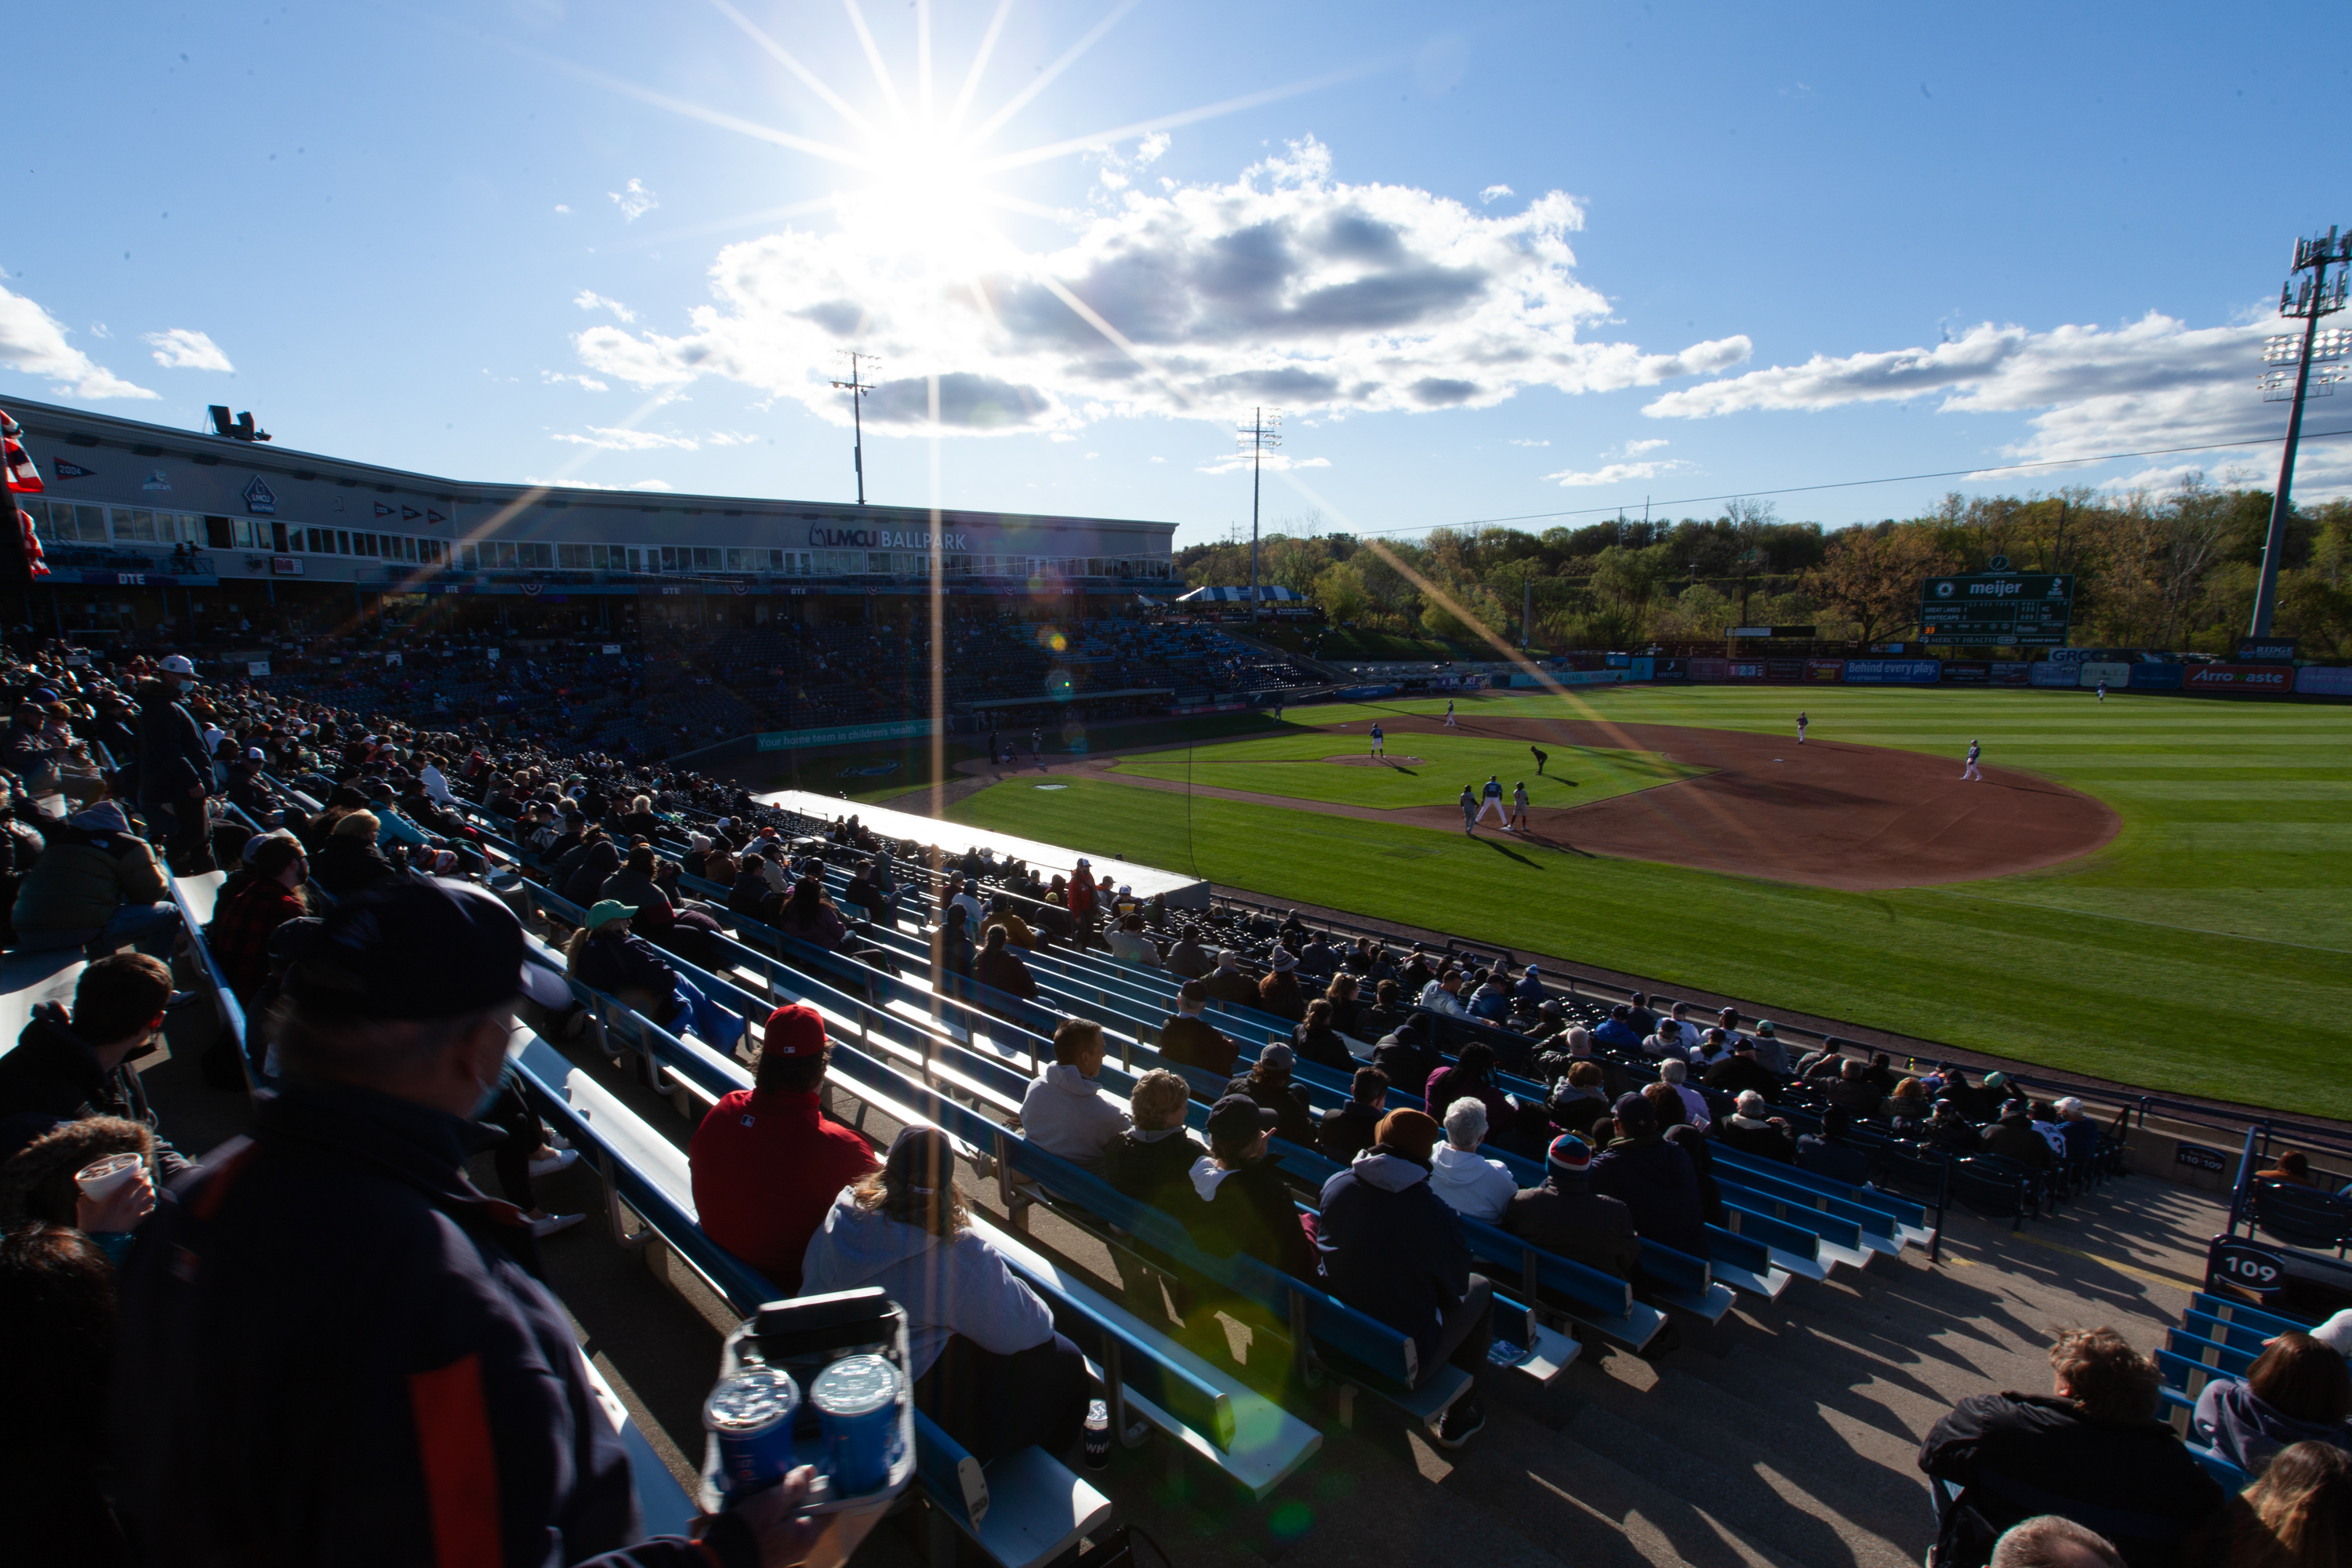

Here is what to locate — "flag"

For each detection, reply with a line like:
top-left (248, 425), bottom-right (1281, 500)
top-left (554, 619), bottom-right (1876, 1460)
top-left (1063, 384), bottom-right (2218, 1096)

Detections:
top-left (18, 509), bottom-right (48, 579)
top-left (1, 408), bottom-right (43, 494)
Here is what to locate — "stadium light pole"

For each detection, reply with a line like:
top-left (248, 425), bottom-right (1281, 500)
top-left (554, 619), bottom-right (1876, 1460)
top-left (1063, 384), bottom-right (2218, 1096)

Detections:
top-left (1237, 408), bottom-right (1281, 623)
top-left (831, 350), bottom-right (880, 505)
top-left (2250, 226), bottom-right (2350, 637)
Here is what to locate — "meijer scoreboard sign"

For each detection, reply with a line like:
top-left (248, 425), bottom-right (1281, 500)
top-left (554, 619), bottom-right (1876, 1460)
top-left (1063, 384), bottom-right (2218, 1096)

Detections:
top-left (1919, 573), bottom-right (2075, 646)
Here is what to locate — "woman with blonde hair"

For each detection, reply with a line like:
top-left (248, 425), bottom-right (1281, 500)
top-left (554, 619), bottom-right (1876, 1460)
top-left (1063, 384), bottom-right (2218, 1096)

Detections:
top-left (313, 809), bottom-right (394, 895)
top-left (2220, 1440), bottom-right (2352, 1568)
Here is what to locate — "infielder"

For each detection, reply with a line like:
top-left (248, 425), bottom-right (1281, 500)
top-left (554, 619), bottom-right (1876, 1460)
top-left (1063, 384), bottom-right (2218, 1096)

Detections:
top-left (1475, 774), bottom-right (1508, 826)
top-left (1444, 699), bottom-right (1457, 728)
top-left (1530, 744), bottom-right (1548, 775)
top-left (1458, 784), bottom-right (1478, 834)
top-left (1369, 722), bottom-right (1385, 756)
top-left (1796, 711), bottom-right (1808, 745)
top-left (1509, 780), bottom-right (1530, 833)
top-left (1962, 739), bottom-right (1984, 782)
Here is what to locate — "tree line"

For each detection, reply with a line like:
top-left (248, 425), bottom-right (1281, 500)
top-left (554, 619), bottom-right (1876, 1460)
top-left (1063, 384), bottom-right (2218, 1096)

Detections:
top-left (1173, 481), bottom-right (2352, 656)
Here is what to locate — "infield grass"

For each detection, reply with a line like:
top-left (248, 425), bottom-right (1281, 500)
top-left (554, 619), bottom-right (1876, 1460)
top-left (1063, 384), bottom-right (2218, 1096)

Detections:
top-left (1109, 729), bottom-right (1703, 810)
top-left (949, 685), bottom-right (2352, 1116)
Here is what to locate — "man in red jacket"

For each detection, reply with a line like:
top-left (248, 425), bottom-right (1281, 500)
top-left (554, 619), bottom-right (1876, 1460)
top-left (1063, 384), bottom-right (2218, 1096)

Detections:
top-left (688, 1004), bottom-right (879, 1291)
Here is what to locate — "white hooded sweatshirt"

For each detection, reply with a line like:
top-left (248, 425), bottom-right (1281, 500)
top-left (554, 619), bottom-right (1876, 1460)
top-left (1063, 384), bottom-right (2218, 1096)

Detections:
top-left (1016, 1062), bottom-right (1131, 1171)
top-left (797, 1192), bottom-right (1053, 1377)
top-left (1427, 1144), bottom-right (1519, 1222)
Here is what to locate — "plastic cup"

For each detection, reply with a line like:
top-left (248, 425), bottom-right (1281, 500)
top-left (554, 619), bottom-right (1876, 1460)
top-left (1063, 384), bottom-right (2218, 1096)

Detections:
top-left (810, 1354), bottom-right (902, 1496)
top-left (75, 1152), bottom-right (145, 1203)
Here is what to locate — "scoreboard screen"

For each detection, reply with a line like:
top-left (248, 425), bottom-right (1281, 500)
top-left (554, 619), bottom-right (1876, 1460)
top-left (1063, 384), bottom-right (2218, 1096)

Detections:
top-left (1918, 573), bottom-right (2074, 646)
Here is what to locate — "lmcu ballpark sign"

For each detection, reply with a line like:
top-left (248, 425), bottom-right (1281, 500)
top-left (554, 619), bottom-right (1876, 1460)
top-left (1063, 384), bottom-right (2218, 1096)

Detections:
top-left (1918, 572), bottom-right (2074, 646)
top-left (808, 524), bottom-right (973, 550)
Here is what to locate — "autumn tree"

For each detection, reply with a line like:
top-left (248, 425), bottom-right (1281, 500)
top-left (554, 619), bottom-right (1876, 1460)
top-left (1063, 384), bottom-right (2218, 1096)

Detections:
top-left (1807, 524), bottom-right (1960, 642)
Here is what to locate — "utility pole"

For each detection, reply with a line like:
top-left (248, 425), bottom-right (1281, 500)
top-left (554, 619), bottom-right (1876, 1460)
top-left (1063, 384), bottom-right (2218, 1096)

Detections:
top-left (831, 350), bottom-right (880, 505)
top-left (1236, 408), bottom-right (1282, 623)
top-left (2251, 226), bottom-right (2350, 637)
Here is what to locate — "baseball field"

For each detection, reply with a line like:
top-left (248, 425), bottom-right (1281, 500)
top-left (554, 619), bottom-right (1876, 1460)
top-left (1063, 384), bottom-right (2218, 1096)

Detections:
top-left (946, 684), bottom-right (2352, 1117)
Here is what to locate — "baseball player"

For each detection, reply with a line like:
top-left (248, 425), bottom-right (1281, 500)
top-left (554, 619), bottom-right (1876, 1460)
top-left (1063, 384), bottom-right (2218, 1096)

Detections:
top-left (1962, 739), bottom-right (1984, 782)
top-left (1510, 780), bottom-right (1530, 833)
top-left (1796, 711), bottom-right (1808, 745)
top-left (1444, 699), bottom-right (1457, 728)
top-left (1459, 784), bottom-right (1478, 834)
top-left (1475, 774), bottom-right (1508, 826)
top-left (1530, 744), bottom-right (1548, 775)
top-left (2096, 680), bottom-right (2107, 704)
top-left (1369, 722), bottom-right (1385, 757)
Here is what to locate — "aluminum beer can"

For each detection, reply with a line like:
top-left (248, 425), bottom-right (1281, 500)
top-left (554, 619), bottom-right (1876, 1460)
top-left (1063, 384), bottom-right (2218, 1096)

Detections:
top-left (704, 1367), bottom-right (799, 1500)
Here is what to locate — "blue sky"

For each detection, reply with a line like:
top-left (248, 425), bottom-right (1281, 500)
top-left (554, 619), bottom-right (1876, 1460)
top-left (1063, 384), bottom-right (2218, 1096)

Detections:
top-left (5, 1), bottom-right (2349, 546)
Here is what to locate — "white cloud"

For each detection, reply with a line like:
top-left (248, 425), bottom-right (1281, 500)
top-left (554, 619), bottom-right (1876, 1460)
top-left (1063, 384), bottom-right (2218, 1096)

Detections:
top-left (1508, 437), bottom-right (1551, 447)
top-left (608, 178), bottom-right (659, 223)
top-left (1620, 437), bottom-right (1670, 456)
top-left (550, 426), bottom-right (701, 452)
top-left (1479, 184), bottom-right (1514, 204)
top-left (0, 282), bottom-right (155, 398)
top-left (573, 290), bottom-right (636, 323)
top-left (554, 203), bottom-right (572, 214)
top-left (541, 370), bottom-right (609, 391)
top-left (1149, 455), bottom-right (1167, 463)
top-left (574, 136), bottom-right (1751, 437)
top-left (1642, 312), bottom-right (2351, 491)
top-left (521, 475), bottom-right (677, 491)
top-left (1091, 132), bottom-right (1171, 194)
top-left (142, 328), bottom-right (234, 373)
top-left (702, 430), bottom-right (760, 446)
top-left (89, 323), bottom-right (111, 339)
top-left (1544, 457), bottom-right (1692, 488)
top-left (1195, 452), bottom-right (1333, 475)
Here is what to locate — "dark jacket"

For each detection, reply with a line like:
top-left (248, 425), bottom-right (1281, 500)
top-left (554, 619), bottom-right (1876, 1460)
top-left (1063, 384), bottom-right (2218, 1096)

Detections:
top-left (1316, 1147), bottom-right (1472, 1375)
top-left (2191, 1375), bottom-right (2352, 1475)
top-left (0, 1002), bottom-right (191, 1174)
top-left (314, 833), bottom-right (396, 897)
top-left (1317, 1100), bottom-right (1385, 1164)
top-left (1980, 1116), bottom-right (2055, 1170)
top-left (1222, 1069), bottom-right (1319, 1151)
top-left (1717, 1116), bottom-right (1798, 1163)
top-left (135, 691), bottom-right (211, 802)
top-left (1255, 971), bottom-right (1306, 1023)
top-left (1158, 1013), bottom-right (1237, 1078)
top-left (1503, 1178), bottom-right (1639, 1280)
top-left (1200, 968), bottom-right (1258, 1007)
top-left (572, 927), bottom-right (679, 1001)
top-left (1588, 1133), bottom-right (1705, 1251)
top-left (1664, 1123), bottom-right (1726, 1227)
top-left (1918, 1392), bottom-right (2225, 1568)
top-left (1424, 1063), bottom-right (1514, 1142)
top-left (597, 866), bottom-right (673, 938)
top-left (561, 840), bottom-right (622, 907)
top-left (1102, 1127), bottom-right (1206, 1213)
top-left (1290, 1019), bottom-right (1352, 1073)
top-left (975, 942), bottom-right (1038, 1001)
top-left (10, 808), bottom-right (170, 932)
top-left (1186, 1154), bottom-right (1314, 1282)
top-left (1704, 1055), bottom-right (1781, 1100)
top-left (111, 1080), bottom-right (755, 1568)
top-left (1370, 1022), bottom-right (1442, 1101)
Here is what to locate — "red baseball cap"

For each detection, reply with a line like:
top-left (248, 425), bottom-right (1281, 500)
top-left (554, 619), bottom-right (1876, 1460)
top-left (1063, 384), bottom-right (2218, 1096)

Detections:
top-left (762, 1004), bottom-right (828, 1057)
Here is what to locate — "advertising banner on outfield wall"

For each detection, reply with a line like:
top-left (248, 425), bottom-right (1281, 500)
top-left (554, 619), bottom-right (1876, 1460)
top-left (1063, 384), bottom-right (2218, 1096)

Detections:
top-left (1806, 658), bottom-right (1846, 681)
top-left (2128, 663), bottom-right (2185, 690)
top-left (1652, 657), bottom-right (1689, 683)
top-left (2030, 661), bottom-right (2077, 687)
top-left (1842, 659), bottom-right (1942, 684)
top-left (1688, 657), bottom-right (1730, 682)
top-left (1940, 662), bottom-right (1991, 684)
top-left (2297, 666), bottom-right (2352, 695)
top-left (1725, 660), bottom-right (1767, 681)
top-left (1766, 659), bottom-right (1806, 682)
top-left (1504, 670), bottom-right (1625, 688)
top-left (1992, 663), bottom-right (2032, 685)
top-left (2077, 661), bottom-right (2134, 689)
top-left (2184, 663), bottom-right (2294, 693)
top-left (1630, 657), bottom-right (1655, 681)
top-left (755, 719), bottom-right (938, 752)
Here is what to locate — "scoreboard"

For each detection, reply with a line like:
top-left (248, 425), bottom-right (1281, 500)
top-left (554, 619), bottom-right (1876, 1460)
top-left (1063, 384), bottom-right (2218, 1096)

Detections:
top-left (1919, 572), bottom-right (2074, 646)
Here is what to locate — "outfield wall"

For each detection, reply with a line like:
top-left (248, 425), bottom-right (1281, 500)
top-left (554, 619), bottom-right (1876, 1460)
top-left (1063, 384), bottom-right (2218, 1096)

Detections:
top-left (1563, 654), bottom-right (2349, 700)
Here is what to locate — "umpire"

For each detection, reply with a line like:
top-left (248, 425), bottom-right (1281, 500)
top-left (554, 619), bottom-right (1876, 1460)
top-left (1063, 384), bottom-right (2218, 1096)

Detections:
top-left (112, 880), bottom-right (811, 1566)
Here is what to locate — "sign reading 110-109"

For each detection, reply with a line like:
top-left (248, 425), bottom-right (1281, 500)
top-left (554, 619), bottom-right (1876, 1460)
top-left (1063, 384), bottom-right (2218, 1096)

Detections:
top-left (1918, 570), bottom-right (2075, 646)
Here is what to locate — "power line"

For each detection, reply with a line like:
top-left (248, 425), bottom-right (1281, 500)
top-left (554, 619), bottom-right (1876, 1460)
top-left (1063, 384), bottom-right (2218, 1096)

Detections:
top-left (1340, 425), bottom-right (2352, 539)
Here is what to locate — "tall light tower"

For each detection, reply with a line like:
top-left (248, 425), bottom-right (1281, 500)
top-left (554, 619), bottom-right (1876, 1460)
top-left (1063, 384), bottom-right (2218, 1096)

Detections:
top-left (831, 350), bottom-right (880, 505)
top-left (1236, 407), bottom-right (1281, 622)
top-left (2251, 226), bottom-right (2350, 637)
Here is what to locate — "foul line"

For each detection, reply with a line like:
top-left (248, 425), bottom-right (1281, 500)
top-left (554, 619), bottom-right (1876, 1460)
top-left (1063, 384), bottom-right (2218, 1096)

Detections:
top-left (1995, 1232), bottom-right (2205, 1294)
top-left (1915, 886), bottom-right (2352, 958)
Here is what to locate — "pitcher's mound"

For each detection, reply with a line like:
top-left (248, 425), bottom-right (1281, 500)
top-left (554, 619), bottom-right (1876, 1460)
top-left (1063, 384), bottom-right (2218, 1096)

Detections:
top-left (1323, 754), bottom-right (1427, 767)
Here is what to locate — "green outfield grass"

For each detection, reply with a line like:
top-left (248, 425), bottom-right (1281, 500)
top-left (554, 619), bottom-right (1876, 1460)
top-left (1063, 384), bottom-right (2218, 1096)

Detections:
top-left (948, 685), bottom-right (2352, 1116)
top-left (1109, 728), bottom-right (1703, 810)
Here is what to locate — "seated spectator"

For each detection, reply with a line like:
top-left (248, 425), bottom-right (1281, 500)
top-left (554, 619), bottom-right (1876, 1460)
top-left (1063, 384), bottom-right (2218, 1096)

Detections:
top-left (1944, 1065), bottom-right (2000, 1123)
top-left (1467, 972), bottom-right (1512, 1023)
top-left (616, 793), bottom-right (663, 840)
top-left (1747, 1018), bottom-right (1793, 1075)
top-left (1102, 1069), bottom-right (1207, 1210)
top-left (1919, 1327), bottom-right (2225, 1568)
top-left (1689, 1026), bottom-right (1733, 1073)
top-left (1545, 1061), bottom-right (1613, 1138)
top-left (1592, 1004), bottom-right (1642, 1051)
top-left (1425, 1040), bottom-right (1515, 1144)
top-left (2209, 1441), bottom-right (2352, 1568)
top-left (1829, 1057), bottom-right (1882, 1113)
top-left (1515, 964), bottom-right (1549, 1010)
top-left (1928, 1098), bottom-right (1985, 1155)
top-left (1297, 930), bottom-right (1338, 981)
top-left (1222, 1044), bottom-right (1319, 1149)
top-left (1316, 1109), bottom-right (1491, 1450)
top-left (728, 852), bottom-right (782, 924)
top-left (800, 1127), bottom-right (1087, 1464)
top-left (2051, 1098), bottom-right (2105, 1164)
top-left (1323, 972), bottom-right (1362, 1038)
top-left (1505, 1133), bottom-right (1638, 1282)
top-left (1988, 1518), bottom-right (2125, 1568)
top-left (1257, 949), bottom-right (1307, 1022)
top-left (1798, 1108), bottom-right (1874, 1186)
top-left (1290, 998), bottom-right (1352, 1072)
top-left (974, 924), bottom-right (1039, 1001)
top-left (1352, 977), bottom-right (1404, 1040)
top-left (1590, 1093), bottom-right (1706, 1253)
top-left (1884, 1075), bottom-right (1933, 1127)
top-left (1982, 1102), bottom-right (2056, 1171)
top-left (1318, 1066), bottom-right (1390, 1163)
top-left (1428, 1098), bottom-right (1519, 1222)
top-left (980, 894), bottom-right (1036, 951)
top-left (0, 955), bottom-right (189, 1176)
top-left (1642, 1080), bottom-right (1726, 1228)
top-left (841, 861), bottom-right (893, 927)
top-left (930, 902), bottom-right (974, 982)
top-left (1165, 926), bottom-right (1212, 979)
top-left (564, 899), bottom-right (742, 1050)
top-left (1158, 978), bottom-right (1237, 1076)
top-left (2191, 1330), bottom-right (2352, 1475)
top-left (1657, 1058), bottom-right (1711, 1127)
top-left (1105, 913), bottom-right (1159, 965)
top-left (1201, 950), bottom-right (1258, 1007)
top-left (208, 835), bottom-right (311, 1007)
top-left (1186, 1094), bottom-right (1315, 1280)
top-left (558, 829), bottom-right (620, 908)
top-left (0, 1222), bottom-right (137, 1563)
top-left (312, 808), bottom-right (396, 896)
top-left (1704, 1038), bottom-right (1781, 1100)
top-left (1418, 969), bottom-right (1470, 1019)
top-left (688, 1004), bottom-right (880, 1293)
top-left (9, 799), bottom-right (176, 955)
top-left (2256, 1150), bottom-right (2320, 1189)
top-left (778, 877), bottom-right (854, 951)
top-left (597, 844), bottom-right (674, 940)
top-left (1017, 1019), bottom-right (1130, 1172)
top-left (1718, 1090), bottom-right (1799, 1163)
top-left (1373, 1013), bottom-right (1443, 1097)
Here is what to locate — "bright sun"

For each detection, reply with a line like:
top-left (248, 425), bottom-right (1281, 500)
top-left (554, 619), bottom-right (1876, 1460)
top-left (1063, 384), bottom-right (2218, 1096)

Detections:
top-left (843, 126), bottom-right (1000, 264)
